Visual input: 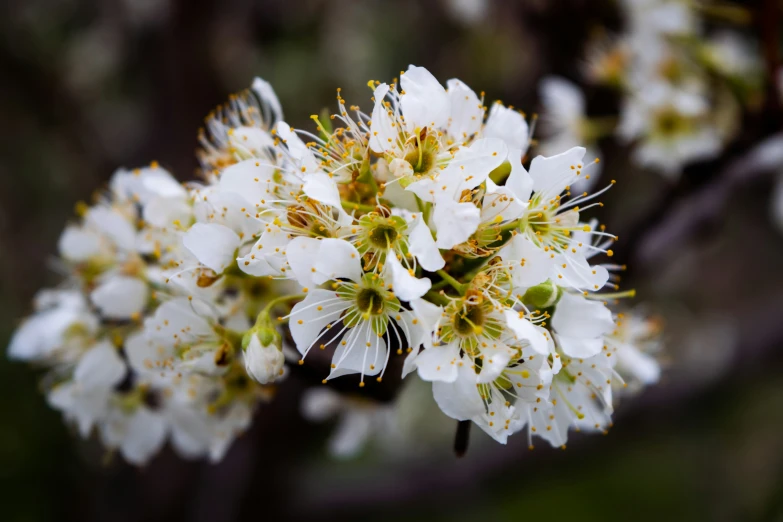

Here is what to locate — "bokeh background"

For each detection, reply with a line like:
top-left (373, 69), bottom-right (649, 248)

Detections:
top-left (1, 0), bottom-right (782, 521)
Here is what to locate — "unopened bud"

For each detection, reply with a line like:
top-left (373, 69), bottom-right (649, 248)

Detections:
top-left (521, 280), bottom-right (561, 310)
top-left (242, 328), bottom-right (284, 385)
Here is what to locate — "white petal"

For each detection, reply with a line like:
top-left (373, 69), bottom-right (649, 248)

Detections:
top-left (431, 361), bottom-right (485, 420)
top-left (74, 341), bottom-right (126, 390)
top-left (141, 171), bottom-right (187, 199)
top-left (193, 189), bottom-right (263, 239)
top-left (328, 324), bottom-right (386, 378)
top-left (313, 238), bottom-right (363, 283)
top-left (219, 159), bottom-right (276, 207)
top-left (529, 146), bottom-right (587, 196)
top-left (540, 76), bottom-right (584, 128)
top-left (433, 198), bottom-right (481, 249)
top-left (385, 255), bottom-right (430, 302)
top-left (244, 335), bottom-right (284, 384)
top-left (58, 226), bottom-right (101, 262)
top-left (302, 173), bottom-right (339, 207)
top-left (228, 126), bottom-right (275, 157)
top-left (476, 342), bottom-right (516, 384)
top-left (85, 206), bottom-right (136, 252)
top-left (481, 182), bottom-right (526, 223)
top-left (438, 138), bottom-right (508, 195)
top-left (552, 292), bottom-right (615, 339)
top-left (285, 236), bottom-right (322, 287)
top-left (552, 252), bottom-right (610, 292)
top-left (617, 345), bottom-right (661, 385)
top-left (289, 290), bottom-right (346, 355)
top-left (400, 65), bottom-right (450, 132)
top-left (182, 223), bottom-right (241, 273)
top-left (142, 196), bottom-right (191, 228)
top-left (124, 331), bottom-right (165, 376)
top-left (252, 77), bottom-right (283, 123)
top-left (145, 297), bottom-right (215, 345)
top-left (119, 408), bottom-right (168, 465)
top-left (369, 83), bottom-right (397, 153)
top-left (408, 217), bottom-right (445, 271)
top-left (91, 276), bottom-right (148, 319)
top-left (275, 122), bottom-right (321, 174)
top-left (238, 226), bottom-right (289, 277)
top-left (446, 78), bottom-right (484, 141)
top-left (416, 343), bottom-right (461, 382)
top-left (504, 310), bottom-right (551, 355)
top-left (328, 411), bottom-right (373, 458)
top-left (505, 148), bottom-right (534, 201)
top-left (484, 103), bottom-right (530, 154)
top-left (556, 335), bottom-right (604, 358)
top-left (498, 235), bottom-right (553, 288)
top-left (302, 173), bottom-right (353, 225)
top-left (300, 387), bottom-right (343, 421)
top-left (410, 298), bottom-right (443, 333)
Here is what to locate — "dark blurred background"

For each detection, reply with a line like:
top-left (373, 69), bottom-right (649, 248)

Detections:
top-left (1, 0), bottom-right (782, 521)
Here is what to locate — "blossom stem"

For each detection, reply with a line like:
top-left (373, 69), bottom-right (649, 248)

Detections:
top-left (341, 200), bottom-right (378, 214)
top-left (424, 290), bottom-right (450, 306)
top-left (692, 2), bottom-right (752, 25)
top-left (415, 195), bottom-right (432, 224)
top-left (454, 420), bottom-right (471, 457)
top-left (436, 270), bottom-right (466, 294)
top-left (258, 294), bottom-right (306, 327)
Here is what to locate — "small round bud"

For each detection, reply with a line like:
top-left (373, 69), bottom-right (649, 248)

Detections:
top-left (243, 328), bottom-right (284, 385)
top-left (521, 280), bottom-right (561, 310)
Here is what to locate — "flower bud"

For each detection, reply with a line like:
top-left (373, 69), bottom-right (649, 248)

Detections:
top-left (242, 328), bottom-right (284, 384)
top-left (521, 280), bottom-right (561, 310)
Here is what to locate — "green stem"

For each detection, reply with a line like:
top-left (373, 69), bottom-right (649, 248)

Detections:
top-left (214, 324), bottom-right (244, 349)
top-left (424, 290), bottom-right (450, 306)
top-left (415, 195), bottom-right (432, 224)
top-left (430, 279), bottom-right (452, 291)
top-left (692, 2), bottom-right (752, 24)
top-left (341, 200), bottom-right (378, 214)
top-left (258, 293), bottom-right (306, 327)
top-left (436, 270), bottom-right (466, 295)
top-left (588, 289), bottom-right (636, 300)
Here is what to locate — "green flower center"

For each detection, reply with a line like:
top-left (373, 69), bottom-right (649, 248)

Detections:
top-left (368, 224), bottom-right (398, 248)
top-left (405, 148), bottom-right (435, 174)
top-left (454, 305), bottom-right (485, 336)
top-left (356, 288), bottom-right (386, 316)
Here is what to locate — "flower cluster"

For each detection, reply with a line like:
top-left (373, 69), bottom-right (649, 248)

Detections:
top-left (9, 66), bottom-right (661, 463)
top-left (538, 0), bottom-right (763, 178)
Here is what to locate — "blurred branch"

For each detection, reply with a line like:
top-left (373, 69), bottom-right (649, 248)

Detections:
top-left (635, 133), bottom-right (783, 270)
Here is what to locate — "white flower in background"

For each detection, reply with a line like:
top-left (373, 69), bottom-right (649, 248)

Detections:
top-left (301, 387), bottom-right (401, 458)
top-left (618, 82), bottom-right (722, 177)
top-left (551, 292), bottom-right (615, 358)
top-left (198, 77), bottom-right (283, 175)
top-left (8, 289), bottom-right (98, 362)
top-left (140, 296), bottom-right (241, 375)
top-left (621, 0), bottom-right (697, 44)
top-left (538, 76), bottom-right (603, 187)
top-left (48, 341), bottom-right (126, 437)
top-left (99, 400), bottom-right (168, 465)
top-left (442, 0), bottom-right (489, 26)
top-left (702, 31), bottom-right (763, 82)
top-left (583, 35), bottom-right (631, 87)
top-left (608, 311), bottom-right (663, 391)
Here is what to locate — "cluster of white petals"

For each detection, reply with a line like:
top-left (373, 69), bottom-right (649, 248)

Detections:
top-left (538, 0), bottom-right (763, 180)
top-left (9, 66), bottom-right (662, 462)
